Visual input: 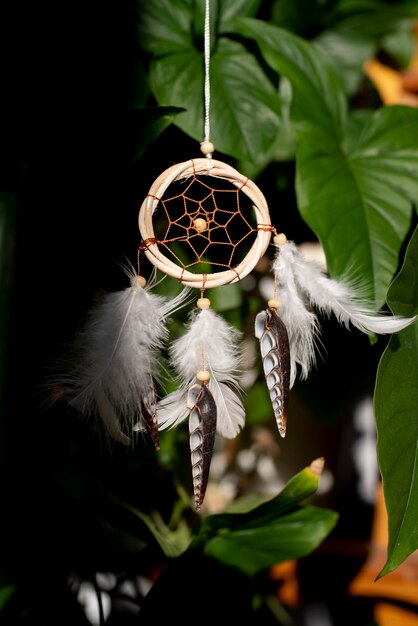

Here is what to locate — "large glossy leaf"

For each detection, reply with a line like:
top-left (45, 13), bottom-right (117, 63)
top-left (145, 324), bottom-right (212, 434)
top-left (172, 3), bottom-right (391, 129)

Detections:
top-left (229, 18), bottom-right (347, 136)
top-left (374, 225), bottom-right (418, 577)
top-left (230, 19), bottom-right (418, 304)
top-left (296, 106), bottom-right (418, 304)
top-left (200, 460), bottom-right (338, 575)
top-left (149, 37), bottom-right (281, 162)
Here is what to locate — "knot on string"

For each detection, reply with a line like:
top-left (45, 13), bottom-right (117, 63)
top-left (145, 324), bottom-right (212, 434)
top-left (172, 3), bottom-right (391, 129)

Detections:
top-left (139, 237), bottom-right (159, 251)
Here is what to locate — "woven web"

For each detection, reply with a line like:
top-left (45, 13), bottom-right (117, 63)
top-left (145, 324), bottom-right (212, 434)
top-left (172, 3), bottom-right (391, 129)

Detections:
top-left (142, 173), bottom-right (263, 277)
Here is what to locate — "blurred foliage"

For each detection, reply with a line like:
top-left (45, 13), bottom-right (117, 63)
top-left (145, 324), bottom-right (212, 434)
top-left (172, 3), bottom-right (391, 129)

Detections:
top-left (1, 0), bottom-right (418, 624)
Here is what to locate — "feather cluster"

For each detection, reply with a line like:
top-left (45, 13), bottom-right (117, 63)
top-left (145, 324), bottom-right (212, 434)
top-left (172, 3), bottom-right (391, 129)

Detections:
top-left (157, 307), bottom-right (245, 439)
top-left (65, 268), bottom-right (190, 447)
top-left (273, 238), bottom-right (416, 387)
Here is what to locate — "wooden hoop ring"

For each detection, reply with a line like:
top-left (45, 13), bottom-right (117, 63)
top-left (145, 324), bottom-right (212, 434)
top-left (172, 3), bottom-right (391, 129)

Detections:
top-left (138, 158), bottom-right (272, 288)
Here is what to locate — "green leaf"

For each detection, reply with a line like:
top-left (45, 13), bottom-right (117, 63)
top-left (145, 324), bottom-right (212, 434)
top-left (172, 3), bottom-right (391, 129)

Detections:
top-left (137, 0), bottom-right (193, 55)
top-left (131, 106), bottom-right (185, 162)
top-left (313, 29), bottom-right (375, 97)
top-left (296, 106), bottom-right (418, 304)
top-left (149, 48), bottom-right (204, 141)
top-left (204, 506), bottom-right (337, 575)
top-left (150, 37), bottom-right (281, 162)
top-left (200, 459), bottom-right (337, 575)
top-left (237, 76), bottom-right (296, 175)
top-left (133, 509), bottom-right (192, 558)
top-left (374, 225), bottom-right (418, 577)
top-left (229, 17), bottom-right (347, 137)
top-left (219, 0), bottom-right (262, 25)
top-left (200, 459), bottom-right (329, 536)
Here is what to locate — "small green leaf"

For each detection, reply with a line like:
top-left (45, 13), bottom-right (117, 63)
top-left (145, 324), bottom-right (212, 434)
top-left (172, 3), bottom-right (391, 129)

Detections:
top-left (200, 459), bottom-right (328, 537)
top-left (133, 509), bottom-right (192, 558)
top-left (200, 460), bottom-right (337, 574)
top-left (374, 225), bottom-right (418, 577)
top-left (204, 506), bottom-right (337, 575)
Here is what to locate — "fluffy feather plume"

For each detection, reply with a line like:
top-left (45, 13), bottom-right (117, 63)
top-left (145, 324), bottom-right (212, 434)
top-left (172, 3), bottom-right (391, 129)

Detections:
top-left (273, 236), bottom-right (416, 384)
top-left (65, 268), bottom-right (190, 446)
top-left (157, 307), bottom-right (245, 439)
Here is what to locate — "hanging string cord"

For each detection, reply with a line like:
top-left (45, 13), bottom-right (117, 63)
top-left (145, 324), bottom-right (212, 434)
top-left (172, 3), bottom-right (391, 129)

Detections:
top-left (203, 0), bottom-right (211, 143)
top-left (200, 0), bottom-right (214, 167)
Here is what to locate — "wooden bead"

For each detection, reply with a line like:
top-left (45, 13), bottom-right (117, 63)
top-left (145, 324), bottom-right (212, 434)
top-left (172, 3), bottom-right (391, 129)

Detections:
top-left (273, 233), bottom-right (287, 246)
top-left (268, 298), bottom-right (281, 310)
top-left (200, 141), bottom-right (215, 156)
top-left (197, 297), bottom-right (211, 309)
top-left (194, 217), bottom-right (207, 232)
top-left (136, 275), bottom-right (147, 288)
top-left (196, 369), bottom-right (211, 382)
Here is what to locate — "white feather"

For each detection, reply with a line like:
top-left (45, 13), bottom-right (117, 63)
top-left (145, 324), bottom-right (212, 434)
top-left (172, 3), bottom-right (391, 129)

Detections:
top-left (273, 246), bottom-right (319, 385)
top-left (157, 308), bottom-right (245, 439)
top-left (66, 268), bottom-right (190, 442)
top-left (156, 389), bottom-right (189, 431)
top-left (272, 239), bottom-right (416, 384)
top-left (277, 240), bottom-right (416, 334)
top-left (209, 375), bottom-right (245, 439)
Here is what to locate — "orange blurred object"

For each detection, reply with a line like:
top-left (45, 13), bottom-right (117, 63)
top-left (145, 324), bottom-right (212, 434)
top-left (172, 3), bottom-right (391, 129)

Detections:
top-left (271, 560), bottom-right (300, 607)
top-left (364, 22), bottom-right (418, 106)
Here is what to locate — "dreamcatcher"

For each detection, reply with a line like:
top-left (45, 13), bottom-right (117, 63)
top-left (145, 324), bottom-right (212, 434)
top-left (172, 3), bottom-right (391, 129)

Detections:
top-left (65, 0), bottom-right (415, 511)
